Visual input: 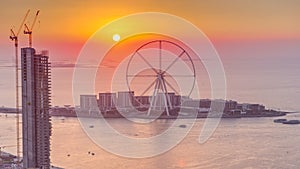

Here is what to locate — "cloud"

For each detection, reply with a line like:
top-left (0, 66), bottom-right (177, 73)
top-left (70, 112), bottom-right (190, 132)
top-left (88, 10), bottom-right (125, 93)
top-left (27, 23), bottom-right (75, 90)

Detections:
top-left (0, 59), bottom-right (117, 69)
top-left (51, 61), bottom-right (116, 69)
top-left (0, 59), bottom-right (14, 69)
top-left (51, 62), bottom-right (76, 68)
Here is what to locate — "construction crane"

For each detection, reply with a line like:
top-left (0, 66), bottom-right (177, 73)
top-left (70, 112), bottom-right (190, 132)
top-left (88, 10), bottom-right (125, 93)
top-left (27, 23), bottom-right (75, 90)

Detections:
top-left (9, 9), bottom-right (30, 168)
top-left (24, 10), bottom-right (40, 48)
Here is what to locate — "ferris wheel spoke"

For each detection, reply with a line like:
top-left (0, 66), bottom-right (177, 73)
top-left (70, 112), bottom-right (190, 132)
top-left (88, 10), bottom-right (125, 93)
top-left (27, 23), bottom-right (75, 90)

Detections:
top-left (136, 51), bottom-right (158, 74)
top-left (159, 40), bottom-right (162, 73)
top-left (127, 75), bottom-right (157, 77)
top-left (164, 79), bottom-right (179, 95)
top-left (163, 50), bottom-right (186, 74)
top-left (164, 75), bottom-right (195, 77)
top-left (140, 79), bottom-right (157, 96)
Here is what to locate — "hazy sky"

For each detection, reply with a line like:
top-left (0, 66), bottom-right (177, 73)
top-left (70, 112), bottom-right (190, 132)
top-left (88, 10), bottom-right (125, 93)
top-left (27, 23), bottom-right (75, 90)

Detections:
top-left (0, 0), bottom-right (299, 110)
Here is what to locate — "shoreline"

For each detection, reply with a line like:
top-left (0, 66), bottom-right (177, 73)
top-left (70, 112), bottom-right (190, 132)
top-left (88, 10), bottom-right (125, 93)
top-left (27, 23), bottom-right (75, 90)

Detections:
top-left (1, 110), bottom-right (295, 119)
top-left (52, 110), bottom-right (289, 119)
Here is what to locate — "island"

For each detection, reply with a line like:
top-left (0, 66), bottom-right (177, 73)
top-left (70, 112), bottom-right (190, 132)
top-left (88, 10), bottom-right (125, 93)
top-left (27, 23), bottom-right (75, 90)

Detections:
top-left (48, 99), bottom-right (288, 119)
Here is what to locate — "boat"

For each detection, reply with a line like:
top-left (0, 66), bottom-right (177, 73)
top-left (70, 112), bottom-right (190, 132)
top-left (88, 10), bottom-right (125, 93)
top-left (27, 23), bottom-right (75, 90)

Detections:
top-left (179, 124), bottom-right (187, 128)
top-left (282, 120), bottom-right (300, 124)
top-left (273, 119), bottom-right (287, 123)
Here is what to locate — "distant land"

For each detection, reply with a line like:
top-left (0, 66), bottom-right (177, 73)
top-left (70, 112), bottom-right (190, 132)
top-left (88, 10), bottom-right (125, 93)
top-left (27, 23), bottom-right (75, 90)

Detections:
top-left (53, 107), bottom-right (288, 119)
top-left (0, 99), bottom-right (293, 119)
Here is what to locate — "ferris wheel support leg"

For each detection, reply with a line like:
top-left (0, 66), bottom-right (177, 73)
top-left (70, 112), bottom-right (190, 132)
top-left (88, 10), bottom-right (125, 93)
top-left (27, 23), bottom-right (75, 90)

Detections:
top-left (160, 79), bottom-right (170, 116)
top-left (162, 78), bottom-right (173, 110)
top-left (153, 80), bottom-right (161, 111)
top-left (147, 78), bottom-right (159, 116)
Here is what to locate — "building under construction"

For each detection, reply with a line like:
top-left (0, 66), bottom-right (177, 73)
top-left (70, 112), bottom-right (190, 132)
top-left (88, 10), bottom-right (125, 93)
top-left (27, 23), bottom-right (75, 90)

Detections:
top-left (21, 47), bottom-right (51, 169)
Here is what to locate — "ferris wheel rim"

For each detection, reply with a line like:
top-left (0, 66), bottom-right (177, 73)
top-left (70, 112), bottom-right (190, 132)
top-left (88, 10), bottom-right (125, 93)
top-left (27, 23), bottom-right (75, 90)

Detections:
top-left (125, 39), bottom-right (196, 100)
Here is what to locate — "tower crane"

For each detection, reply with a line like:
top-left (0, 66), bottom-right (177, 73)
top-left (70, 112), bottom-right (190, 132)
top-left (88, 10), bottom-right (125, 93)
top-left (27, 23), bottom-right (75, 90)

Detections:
top-left (24, 10), bottom-right (40, 48)
top-left (10, 10), bottom-right (30, 47)
top-left (9, 9), bottom-right (30, 168)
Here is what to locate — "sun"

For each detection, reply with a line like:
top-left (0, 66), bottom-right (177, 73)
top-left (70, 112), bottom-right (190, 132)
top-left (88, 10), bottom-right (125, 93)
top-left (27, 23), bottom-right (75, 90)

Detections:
top-left (112, 34), bottom-right (121, 42)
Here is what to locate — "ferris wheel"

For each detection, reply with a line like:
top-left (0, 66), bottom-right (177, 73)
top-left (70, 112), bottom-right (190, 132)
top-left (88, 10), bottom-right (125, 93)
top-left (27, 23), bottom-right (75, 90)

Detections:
top-left (126, 40), bottom-right (196, 116)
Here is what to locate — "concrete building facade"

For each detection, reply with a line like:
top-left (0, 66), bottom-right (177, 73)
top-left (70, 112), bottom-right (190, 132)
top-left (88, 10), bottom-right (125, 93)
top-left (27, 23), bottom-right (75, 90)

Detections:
top-left (134, 96), bottom-right (150, 107)
top-left (80, 95), bottom-right (98, 111)
top-left (21, 48), bottom-right (51, 169)
top-left (98, 92), bottom-right (116, 111)
top-left (117, 91), bottom-right (134, 108)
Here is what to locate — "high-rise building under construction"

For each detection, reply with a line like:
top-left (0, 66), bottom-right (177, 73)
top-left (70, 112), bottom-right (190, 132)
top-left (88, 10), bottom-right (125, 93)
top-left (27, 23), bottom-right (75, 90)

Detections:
top-left (21, 47), bottom-right (51, 169)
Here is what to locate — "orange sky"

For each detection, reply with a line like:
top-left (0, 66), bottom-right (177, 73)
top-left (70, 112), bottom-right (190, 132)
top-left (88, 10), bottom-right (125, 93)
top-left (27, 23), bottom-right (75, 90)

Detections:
top-left (1, 0), bottom-right (299, 65)
top-left (1, 0), bottom-right (299, 61)
top-left (2, 0), bottom-right (300, 42)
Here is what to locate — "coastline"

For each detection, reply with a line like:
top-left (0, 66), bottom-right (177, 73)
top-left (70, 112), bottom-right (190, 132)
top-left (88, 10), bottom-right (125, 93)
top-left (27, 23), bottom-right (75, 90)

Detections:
top-left (0, 109), bottom-right (292, 119)
top-left (52, 110), bottom-right (288, 119)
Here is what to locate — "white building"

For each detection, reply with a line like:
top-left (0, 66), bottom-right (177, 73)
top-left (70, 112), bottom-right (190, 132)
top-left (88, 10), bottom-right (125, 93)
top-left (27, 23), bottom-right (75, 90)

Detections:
top-left (117, 91), bottom-right (134, 108)
top-left (80, 95), bottom-right (98, 111)
top-left (98, 92), bottom-right (117, 111)
top-left (149, 92), bottom-right (176, 110)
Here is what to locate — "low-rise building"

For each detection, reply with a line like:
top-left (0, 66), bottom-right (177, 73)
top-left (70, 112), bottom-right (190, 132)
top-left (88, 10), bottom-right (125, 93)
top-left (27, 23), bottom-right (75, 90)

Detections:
top-left (117, 91), bottom-right (134, 108)
top-left (134, 96), bottom-right (150, 107)
top-left (224, 100), bottom-right (238, 112)
top-left (80, 95), bottom-right (98, 111)
top-left (98, 92), bottom-right (117, 111)
top-left (237, 103), bottom-right (265, 114)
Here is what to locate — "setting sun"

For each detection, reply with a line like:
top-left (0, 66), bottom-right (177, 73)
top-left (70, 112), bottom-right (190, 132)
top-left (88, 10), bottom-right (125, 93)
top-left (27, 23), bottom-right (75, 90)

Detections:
top-left (113, 34), bottom-right (121, 41)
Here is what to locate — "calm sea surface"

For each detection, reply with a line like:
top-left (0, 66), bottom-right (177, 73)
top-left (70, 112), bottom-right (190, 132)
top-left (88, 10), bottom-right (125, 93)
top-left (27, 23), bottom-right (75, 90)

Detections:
top-left (1, 113), bottom-right (300, 169)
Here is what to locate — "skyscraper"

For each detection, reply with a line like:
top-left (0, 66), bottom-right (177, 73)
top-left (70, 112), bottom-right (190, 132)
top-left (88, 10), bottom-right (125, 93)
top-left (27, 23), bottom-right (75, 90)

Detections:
top-left (21, 47), bottom-right (51, 169)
